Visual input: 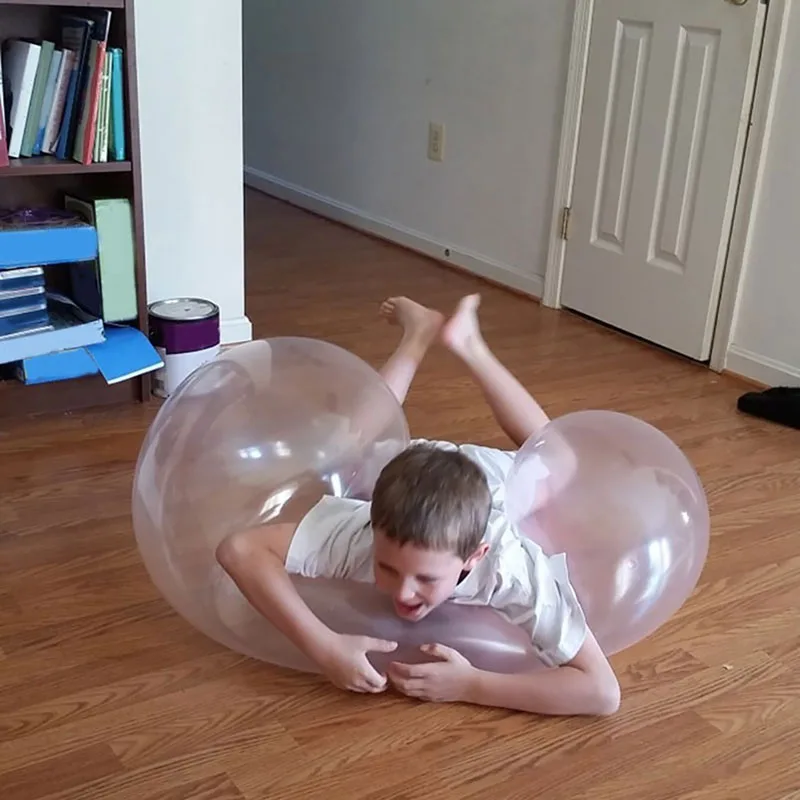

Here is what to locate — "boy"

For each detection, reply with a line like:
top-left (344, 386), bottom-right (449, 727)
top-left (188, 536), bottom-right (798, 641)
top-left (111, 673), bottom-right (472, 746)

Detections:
top-left (217, 294), bottom-right (621, 716)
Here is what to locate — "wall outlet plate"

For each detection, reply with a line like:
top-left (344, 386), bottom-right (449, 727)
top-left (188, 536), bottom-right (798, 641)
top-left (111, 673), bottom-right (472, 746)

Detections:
top-left (428, 122), bottom-right (445, 162)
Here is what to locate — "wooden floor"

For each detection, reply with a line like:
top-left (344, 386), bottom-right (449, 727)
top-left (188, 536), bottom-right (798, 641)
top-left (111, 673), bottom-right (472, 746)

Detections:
top-left (2, 190), bottom-right (800, 799)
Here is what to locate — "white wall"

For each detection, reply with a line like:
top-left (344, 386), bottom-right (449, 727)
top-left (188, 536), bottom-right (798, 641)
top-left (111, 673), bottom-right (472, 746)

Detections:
top-left (243, 0), bottom-right (574, 297)
top-left (135, 0), bottom-right (251, 344)
top-left (727, 5), bottom-right (800, 387)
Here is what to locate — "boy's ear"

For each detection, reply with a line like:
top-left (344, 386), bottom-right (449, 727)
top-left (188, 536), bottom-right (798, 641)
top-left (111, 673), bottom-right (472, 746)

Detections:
top-left (464, 543), bottom-right (490, 569)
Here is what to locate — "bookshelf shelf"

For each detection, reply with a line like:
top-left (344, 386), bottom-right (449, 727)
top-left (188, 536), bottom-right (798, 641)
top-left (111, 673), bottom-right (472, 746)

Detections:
top-left (0, 371), bottom-right (138, 419)
top-left (0, 1), bottom-right (125, 8)
top-left (0, 0), bottom-right (150, 419)
top-left (0, 156), bottom-right (132, 177)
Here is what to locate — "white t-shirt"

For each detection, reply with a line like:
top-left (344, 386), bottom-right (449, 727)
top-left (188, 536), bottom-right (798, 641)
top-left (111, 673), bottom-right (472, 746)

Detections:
top-left (286, 439), bottom-right (588, 667)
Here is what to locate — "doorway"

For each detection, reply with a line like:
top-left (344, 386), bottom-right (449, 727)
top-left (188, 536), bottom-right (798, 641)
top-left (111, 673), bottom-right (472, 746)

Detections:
top-left (543, 0), bottom-right (784, 365)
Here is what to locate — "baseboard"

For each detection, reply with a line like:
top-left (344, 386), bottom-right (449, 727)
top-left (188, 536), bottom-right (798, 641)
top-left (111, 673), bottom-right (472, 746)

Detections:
top-left (221, 315), bottom-right (253, 346)
top-left (725, 345), bottom-right (800, 388)
top-left (244, 166), bottom-right (544, 299)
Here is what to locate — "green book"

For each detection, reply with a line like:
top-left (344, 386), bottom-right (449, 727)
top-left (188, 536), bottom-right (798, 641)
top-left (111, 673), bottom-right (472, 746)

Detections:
top-left (64, 195), bottom-right (138, 323)
top-left (21, 40), bottom-right (55, 157)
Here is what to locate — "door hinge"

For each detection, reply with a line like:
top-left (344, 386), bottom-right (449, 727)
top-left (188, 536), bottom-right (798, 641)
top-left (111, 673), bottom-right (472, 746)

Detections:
top-left (560, 206), bottom-right (571, 241)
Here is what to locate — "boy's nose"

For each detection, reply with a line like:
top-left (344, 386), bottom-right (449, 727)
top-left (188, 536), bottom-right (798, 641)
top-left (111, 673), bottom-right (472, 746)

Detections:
top-left (397, 582), bottom-right (417, 602)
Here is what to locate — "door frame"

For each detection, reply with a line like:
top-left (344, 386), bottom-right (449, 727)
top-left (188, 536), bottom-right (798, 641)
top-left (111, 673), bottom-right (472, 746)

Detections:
top-left (542, 0), bottom-right (793, 371)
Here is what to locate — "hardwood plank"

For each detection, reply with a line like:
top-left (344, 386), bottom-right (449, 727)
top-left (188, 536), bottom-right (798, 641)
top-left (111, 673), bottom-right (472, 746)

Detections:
top-left (0, 191), bottom-right (798, 798)
top-left (1, 744), bottom-right (122, 800)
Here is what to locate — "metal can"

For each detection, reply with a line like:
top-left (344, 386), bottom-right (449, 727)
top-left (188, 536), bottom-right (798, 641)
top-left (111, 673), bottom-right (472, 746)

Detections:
top-left (148, 297), bottom-right (221, 398)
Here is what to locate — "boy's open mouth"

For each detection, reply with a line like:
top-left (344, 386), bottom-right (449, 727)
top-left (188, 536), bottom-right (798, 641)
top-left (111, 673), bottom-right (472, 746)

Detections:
top-left (394, 599), bottom-right (425, 620)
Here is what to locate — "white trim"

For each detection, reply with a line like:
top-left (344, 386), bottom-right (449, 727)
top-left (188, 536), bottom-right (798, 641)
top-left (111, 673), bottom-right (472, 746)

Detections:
top-left (543, 0), bottom-right (792, 368)
top-left (712, 0), bottom-right (794, 371)
top-left (726, 344), bottom-right (800, 388)
top-left (244, 166), bottom-right (544, 299)
top-left (221, 315), bottom-right (253, 345)
top-left (542, 0), bottom-right (595, 309)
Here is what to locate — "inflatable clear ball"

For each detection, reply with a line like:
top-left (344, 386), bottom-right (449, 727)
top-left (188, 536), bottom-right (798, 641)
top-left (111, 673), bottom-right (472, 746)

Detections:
top-left (132, 338), bottom-right (412, 668)
top-left (132, 338), bottom-right (542, 675)
top-left (504, 410), bottom-right (710, 655)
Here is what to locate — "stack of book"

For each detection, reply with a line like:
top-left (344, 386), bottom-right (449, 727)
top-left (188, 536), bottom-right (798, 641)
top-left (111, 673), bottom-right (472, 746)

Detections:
top-left (0, 267), bottom-right (49, 340)
top-left (0, 207), bottom-right (162, 387)
top-left (0, 9), bottom-right (126, 166)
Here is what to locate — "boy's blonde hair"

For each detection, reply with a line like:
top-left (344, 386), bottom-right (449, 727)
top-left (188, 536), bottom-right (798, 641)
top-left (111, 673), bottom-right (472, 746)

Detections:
top-left (370, 443), bottom-right (491, 560)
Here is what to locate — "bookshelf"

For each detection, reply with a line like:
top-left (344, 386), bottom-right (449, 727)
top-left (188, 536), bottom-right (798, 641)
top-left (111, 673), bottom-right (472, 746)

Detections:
top-left (0, 0), bottom-right (149, 420)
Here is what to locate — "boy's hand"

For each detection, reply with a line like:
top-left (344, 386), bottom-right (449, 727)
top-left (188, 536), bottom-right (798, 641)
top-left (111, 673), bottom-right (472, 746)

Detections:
top-left (318, 633), bottom-right (398, 694)
top-left (388, 644), bottom-right (477, 703)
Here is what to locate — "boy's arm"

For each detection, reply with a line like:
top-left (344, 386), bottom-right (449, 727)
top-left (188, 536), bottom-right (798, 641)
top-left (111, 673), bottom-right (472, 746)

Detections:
top-left (388, 631), bottom-right (619, 716)
top-left (216, 525), bottom-right (397, 692)
top-left (466, 632), bottom-right (620, 716)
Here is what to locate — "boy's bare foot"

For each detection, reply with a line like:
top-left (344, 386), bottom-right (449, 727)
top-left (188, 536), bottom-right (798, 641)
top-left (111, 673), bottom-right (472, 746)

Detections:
top-left (441, 294), bottom-right (487, 360)
top-left (380, 296), bottom-right (443, 347)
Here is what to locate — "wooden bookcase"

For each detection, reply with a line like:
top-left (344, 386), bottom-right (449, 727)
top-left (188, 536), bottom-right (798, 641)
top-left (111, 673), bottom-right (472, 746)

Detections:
top-left (0, 0), bottom-right (149, 420)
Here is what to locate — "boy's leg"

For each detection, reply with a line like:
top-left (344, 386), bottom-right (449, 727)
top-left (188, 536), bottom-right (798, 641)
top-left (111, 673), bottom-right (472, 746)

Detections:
top-left (440, 294), bottom-right (549, 449)
top-left (342, 297), bottom-right (442, 497)
top-left (378, 296), bottom-right (443, 404)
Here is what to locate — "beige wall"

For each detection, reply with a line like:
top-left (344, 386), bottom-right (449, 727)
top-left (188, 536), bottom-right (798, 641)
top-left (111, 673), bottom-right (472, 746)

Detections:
top-left (243, 0), bottom-right (574, 297)
top-left (242, 1), bottom-right (799, 385)
top-left (727, 4), bottom-right (800, 386)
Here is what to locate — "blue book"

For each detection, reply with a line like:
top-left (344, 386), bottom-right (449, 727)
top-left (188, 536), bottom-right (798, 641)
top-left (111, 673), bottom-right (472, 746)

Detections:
top-left (0, 293), bottom-right (104, 365)
top-left (0, 267), bottom-right (45, 292)
top-left (109, 48), bottom-right (126, 161)
top-left (0, 209), bottom-right (97, 270)
top-left (86, 325), bottom-right (163, 384)
top-left (0, 309), bottom-right (51, 339)
top-left (14, 347), bottom-right (99, 385)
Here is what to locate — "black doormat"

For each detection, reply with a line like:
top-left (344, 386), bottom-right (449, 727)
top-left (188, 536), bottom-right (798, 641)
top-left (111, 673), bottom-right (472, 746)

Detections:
top-left (737, 387), bottom-right (800, 430)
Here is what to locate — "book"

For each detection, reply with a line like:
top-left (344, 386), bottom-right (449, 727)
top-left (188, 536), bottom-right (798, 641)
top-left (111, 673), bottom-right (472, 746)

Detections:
top-left (0, 309), bottom-right (52, 340)
top-left (0, 52), bottom-right (8, 167)
top-left (32, 48), bottom-right (63, 156)
top-left (1, 40), bottom-right (41, 159)
top-left (87, 325), bottom-right (163, 384)
top-left (0, 284), bottom-right (46, 306)
top-left (14, 346), bottom-right (98, 385)
top-left (54, 15), bottom-right (95, 161)
top-left (64, 195), bottom-right (137, 322)
top-left (14, 325), bottom-right (162, 386)
top-left (109, 48), bottom-right (125, 161)
top-left (42, 49), bottom-right (76, 155)
top-left (0, 208), bottom-right (98, 270)
top-left (0, 293), bottom-right (104, 365)
top-left (72, 9), bottom-right (112, 165)
top-left (0, 267), bottom-right (45, 292)
top-left (20, 40), bottom-right (55, 158)
top-left (94, 51), bottom-right (112, 163)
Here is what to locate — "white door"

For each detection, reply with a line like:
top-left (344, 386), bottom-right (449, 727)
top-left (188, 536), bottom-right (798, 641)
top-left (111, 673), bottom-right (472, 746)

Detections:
top-left (561, 0), bottom-right (764, 360)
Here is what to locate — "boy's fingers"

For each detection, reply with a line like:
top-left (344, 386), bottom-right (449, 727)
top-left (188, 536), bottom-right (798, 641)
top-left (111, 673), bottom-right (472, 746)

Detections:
top-left (421, 643), bottom-right (457, 660)
top-left (363, 663), bottom-right (388, 689)
top-left (366, 638), bottom-right (398, 653)
top-left (389, 662), bottom-right (426, 679)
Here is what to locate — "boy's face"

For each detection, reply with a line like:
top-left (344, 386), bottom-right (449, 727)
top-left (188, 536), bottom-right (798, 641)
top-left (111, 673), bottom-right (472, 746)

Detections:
top-left (372, 531), bottom-right (488, 621)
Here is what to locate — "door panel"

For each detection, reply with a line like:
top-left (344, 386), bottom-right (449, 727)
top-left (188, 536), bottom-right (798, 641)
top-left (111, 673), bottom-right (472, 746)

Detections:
top-left (562, 0), bottom-right (763, 360)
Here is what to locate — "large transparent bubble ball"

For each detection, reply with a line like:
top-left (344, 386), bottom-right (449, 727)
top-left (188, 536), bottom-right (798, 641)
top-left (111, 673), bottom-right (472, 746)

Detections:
top-left (131, 338), bottom-right (410, 668)
top-left (504, 410), bottom-right (710, 655)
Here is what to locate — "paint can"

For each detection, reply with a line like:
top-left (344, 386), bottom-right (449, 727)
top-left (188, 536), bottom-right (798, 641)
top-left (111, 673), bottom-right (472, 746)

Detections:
top-left (148, 298), bottom-right (220, 398)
